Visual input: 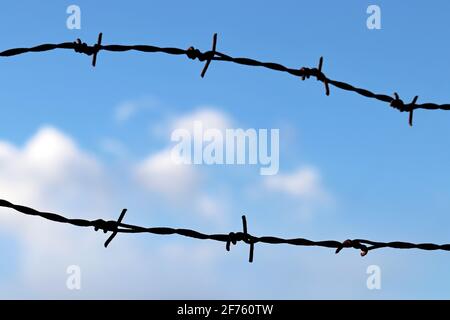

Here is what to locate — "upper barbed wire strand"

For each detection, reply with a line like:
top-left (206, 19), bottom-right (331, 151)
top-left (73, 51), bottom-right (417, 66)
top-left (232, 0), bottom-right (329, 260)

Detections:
top-left (1, 33), bottom-right (450, 125)
top-left (1, 198), bottom-right (450, 263)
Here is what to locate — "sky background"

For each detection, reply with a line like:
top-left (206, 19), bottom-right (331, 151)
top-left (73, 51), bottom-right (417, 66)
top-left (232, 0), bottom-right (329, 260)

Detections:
top-left (0, 0), bottom-right (449, 299)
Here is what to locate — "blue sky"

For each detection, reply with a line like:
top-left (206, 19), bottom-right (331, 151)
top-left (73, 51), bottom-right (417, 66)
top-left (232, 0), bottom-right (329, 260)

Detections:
top-left (0, 0), bottom-right (450, 299)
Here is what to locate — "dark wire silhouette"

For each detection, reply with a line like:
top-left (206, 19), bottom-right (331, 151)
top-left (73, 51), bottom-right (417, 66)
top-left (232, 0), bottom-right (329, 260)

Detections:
top-left (1, 33), bottom-right (449, 262)
top-left (1, 198), bottom-right (449, 263)
top-left (1, 32), bottom-right (450, 126)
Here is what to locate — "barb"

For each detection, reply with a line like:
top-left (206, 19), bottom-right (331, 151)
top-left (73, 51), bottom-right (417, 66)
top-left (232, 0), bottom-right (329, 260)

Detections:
top-left (1, 33), bottom-right (450, 125)
top-left (1, 198), bottom-right (449, 262)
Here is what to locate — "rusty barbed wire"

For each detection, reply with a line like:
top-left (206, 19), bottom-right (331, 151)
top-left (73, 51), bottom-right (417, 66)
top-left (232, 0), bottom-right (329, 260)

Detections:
top-left (1, 198), bottom-right (449, 263)
top-left (2, 32), bottom-right (450, 126)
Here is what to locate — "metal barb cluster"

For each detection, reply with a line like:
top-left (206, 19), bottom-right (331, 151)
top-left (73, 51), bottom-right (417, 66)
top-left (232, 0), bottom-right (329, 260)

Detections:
top-left (1, 199), bottom-right (450, 263)
top-left (72, 32), bottom-right (103, 67)
top-left (1, 32), bottom-right (450, 126)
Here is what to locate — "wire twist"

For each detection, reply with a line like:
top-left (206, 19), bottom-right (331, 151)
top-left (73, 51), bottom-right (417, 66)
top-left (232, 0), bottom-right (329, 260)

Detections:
top-left (1, 32), bottom-right (450, 126)
top-left (1, 199), bottom-right (450, 263)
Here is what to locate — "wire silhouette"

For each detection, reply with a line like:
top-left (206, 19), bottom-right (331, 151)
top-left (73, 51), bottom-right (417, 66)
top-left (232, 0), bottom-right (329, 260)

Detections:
top-left (1, 33), bottom-right (449, 262)
top-left (1, 198), bottom-right (449, 263)
top-left (1, 32), bottom-right (450, 126)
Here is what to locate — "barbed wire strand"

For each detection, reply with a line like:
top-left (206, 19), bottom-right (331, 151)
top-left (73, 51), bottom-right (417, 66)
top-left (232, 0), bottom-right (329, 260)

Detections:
top-left (1, 199), bottom-right (450, 263)
top-left (1, 32), bottom-right (450, 126)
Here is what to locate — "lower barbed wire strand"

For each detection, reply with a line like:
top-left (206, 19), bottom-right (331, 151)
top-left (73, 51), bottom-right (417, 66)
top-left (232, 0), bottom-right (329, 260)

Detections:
top-left (1, 198), bottom-right (450, 262)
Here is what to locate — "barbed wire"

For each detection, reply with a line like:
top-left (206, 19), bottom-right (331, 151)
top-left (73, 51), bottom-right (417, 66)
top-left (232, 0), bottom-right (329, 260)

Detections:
top-left (1, 198), bottom-right (449, 263)
top-left (1, 34), bottom-right (449, 262)
top-left (1, 32), bottom-right (450, 126)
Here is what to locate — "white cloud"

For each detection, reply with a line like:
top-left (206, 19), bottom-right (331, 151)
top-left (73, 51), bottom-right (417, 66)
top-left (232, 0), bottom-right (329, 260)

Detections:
top-left (194, 193), bottom-right (227, 224)
top-left (0, 126), bottom-right (222, 298)
top-left (134, 148), bottom-right (200, 199)
top-left (134, 108), bottom-right (232, 223)
top-left (135, 106), bottom-right (233, 195)
top-left (114, 96), bottom-right (158, 123)
top-left (115, 102), bottom-right (136, 122)
top-left (134, 148), bottom-right (228, 225)
top-left (0, 124), bottom-right (389, 300)
top-left (99, 137), bottom-right (129, 159)
top-left (170, 107), bottom-right (232, 134)
top-left (0, 126), bottom-right (106, 213)
top-left (150, 107), bottom-right (233, 145)
top-left (264, 166), bottom-right (330, 202)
